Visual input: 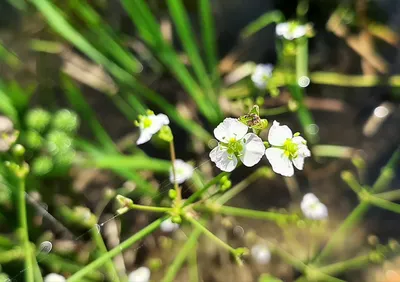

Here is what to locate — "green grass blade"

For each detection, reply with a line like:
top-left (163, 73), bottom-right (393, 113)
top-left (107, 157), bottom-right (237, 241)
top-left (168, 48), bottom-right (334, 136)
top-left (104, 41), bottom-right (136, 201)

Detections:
top-left (198, 0), bottom-right (220, 88)
top-left (87, 155), bottom-right (170, 172)
top-left (0, 42), bottom-right (21, 69)
top-left (240, 10), bottom-right (285, 38)
top-left (167, 0), bottom-right (217, 102)
top-left (0, 88), bottom-right (19, 124)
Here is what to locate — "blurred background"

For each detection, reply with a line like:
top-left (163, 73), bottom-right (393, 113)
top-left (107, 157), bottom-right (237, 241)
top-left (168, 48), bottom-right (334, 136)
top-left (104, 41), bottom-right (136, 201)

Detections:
top-left (0, 0), bottom-right (400, 281)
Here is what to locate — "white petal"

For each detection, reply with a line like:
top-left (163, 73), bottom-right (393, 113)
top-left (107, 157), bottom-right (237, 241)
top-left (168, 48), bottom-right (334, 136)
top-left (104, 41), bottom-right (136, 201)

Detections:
top-left (293, 26), bottom-right (307, 38)
top-left (213, 118), bottom-right (248, 142)
top-left (276, 23), bottom-right (289, 36)
top-left (44, 274), bottom-right (66, 282)
top-left (302, 202), bottom-right (328, 220)
top-left (301, 193), bottom-right (319, 210)
top-left (169, 159), bottom-right (194, 184)
top-left (210, 145), bottom-right (224, 163)
top-left (292, 136), bottom-right (311, 157)
top-left (251, 244), bottom-right (271, 265)
top-left (251, 64), bottom-right (274, 89)
top-left (214, 151), bottom-right (238, 172)
top-left (147, 114), bottom-right (169, 134)
top-left (160, 218), bottom-right (179, 232)
top-left (136, 130), bottom-right (153, 145)
top-left (240, 133), bottom-right (265, 167)
top-left (292, 136), bottom-right (307, 145)
top-left (268, 121), bottom-right (293, 146)
top-left (265, 147), bottom-right (294, 177)
top-left (128, 267), bottom-right (151, 282)
top-left (292, 155), bottom-right (305, 170)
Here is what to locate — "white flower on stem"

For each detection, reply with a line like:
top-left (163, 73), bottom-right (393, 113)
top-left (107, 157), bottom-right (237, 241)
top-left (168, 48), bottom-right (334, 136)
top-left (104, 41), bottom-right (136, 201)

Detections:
top-left (128, 266), bottom-right (151, 282)
top-left (301, 193), bottom-right (328, 220)
top-left (160, 218), bottom-right (179, 233)
top-left (136, 111), bottom-right (169, 145)
top-left (251, 64), bottom-right (274, 89)
top-left (251, 244), bottom-right (271, 264)
top-left (209, 118), bottom-right (265, 172)
top-left (0, 116), bottom-right (18, 152)
top-left (169, 159), bottom-right (193, 184)
top-left (44, 273), bottom-right (66, 282)
top-left (276, 22), bottom-right (307, 40)
top-left (265, 121), bottom-right (311, 177)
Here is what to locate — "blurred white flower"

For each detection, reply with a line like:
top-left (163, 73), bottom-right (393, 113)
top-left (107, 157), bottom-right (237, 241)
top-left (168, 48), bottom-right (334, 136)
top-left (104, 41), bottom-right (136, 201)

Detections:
top-left (251, 64), bottom-right (274, 89)
top-left (301, 193), bottom-right (328, 220)
top-left (169, 159), bottom-right (193, 184)
top-left (265, 121), bottom-right (311, 177)
top-left (251, 244), bottom-right (271, 264)
top-left (276, 22), bottom-right (307, 40)
top-left (136, 112), bottom-right (169, 145)
top-left (210, 118), bottom-right (265, 172)
top-left (160, 218), bottom-right (179, 233)
top-left (0, 116), bottom-right (17, 152)
top-left (128, 266), bottom-right (151, 282)
top-left (44, 273), bottom-right (66, 282)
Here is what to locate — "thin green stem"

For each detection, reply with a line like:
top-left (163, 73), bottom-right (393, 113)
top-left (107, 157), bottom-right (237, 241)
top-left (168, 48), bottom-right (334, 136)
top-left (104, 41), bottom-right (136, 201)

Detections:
top-left (374, 189), bottom-right (400, 201)
top-left (313, 202), bottom-right (369, 265)
top-left (216, 169), bottom-right (262, 205)
top-left (199, 204), bottom-right (292, 223)
top-left (128, 204), bottom-right (172, 213)
top-left (161, 227), bottom-right (202, 282)
top-left (318, 254), bottom-right (370, 276)
top-left (169, 140), bottom-right (180, 194)
top-left (368, 195), bottom-right (400, 214)
top-left (341, 171), bottom-right (363, 194)
top-left (188, 245), bottom-right (199, 282)
top-left (90, 228), bottom-right (123, 282)
top-left (259, 106), bottom-right (289, 116)
top-left (17, 179), bottom-right (35, 282)
top-left (371, 146), bottom-right (400, 193)
top-left (185, 215), bottom-right (238, 260)
top-left (184, 172), bottom-right (228, 206)
top-left (67, 217), bottom-right (166, 282)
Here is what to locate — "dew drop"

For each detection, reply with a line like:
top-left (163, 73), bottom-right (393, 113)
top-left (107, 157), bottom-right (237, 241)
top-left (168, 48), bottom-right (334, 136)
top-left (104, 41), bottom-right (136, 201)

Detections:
top-left (374, 106), bottom-right (389, 118)
top-left (306, 124), bottom-right (319, 135)
top-left (95, 224), bottom-right (101, 234)
top-left (39, 241), bottom-right (52, 254)
top-left (298, 76), bottom-right (310, 88)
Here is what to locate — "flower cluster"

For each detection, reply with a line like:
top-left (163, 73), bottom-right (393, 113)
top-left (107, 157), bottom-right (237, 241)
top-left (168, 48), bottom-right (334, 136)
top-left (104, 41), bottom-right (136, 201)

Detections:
top-left (209, 118), bottom-right (310, 177)
top-left (276, 21), bottom-right (309, 40)
top-left (251, 64), bottom-right (274, 89)
top-left (301, 193), bottom-right (328, 220)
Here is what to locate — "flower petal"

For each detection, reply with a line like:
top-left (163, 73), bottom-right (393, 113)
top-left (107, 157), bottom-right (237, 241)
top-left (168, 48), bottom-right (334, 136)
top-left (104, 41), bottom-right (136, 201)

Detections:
top-left (128, 266), bottom-right (151, 282)
top-left (170, 159), bottom-right (193, 184)
top-left (268, 121), bottom-right (293, 146)
top-left (214, 150), bottom-right (238, 172)
top-left (136, 130), bottom-right (153, 145)
top-left (147, 114), bottom-right (169, 134)
top-left (301, 193), bottom-right (319, 210)
top-left (292, 155), bottom-right (305, 170)
top-left (210, 145), bottom-right (224, 163)
top-left (265, 147), bottom-right (294, 177)
top-left (276, 23), bottom-right (289, 36)
top-left (213, 118), bottom-right (248, 142)
top-left (240, 133), bottom-right (265, 167)
top-left (293, 26), bottom-right (307, 38)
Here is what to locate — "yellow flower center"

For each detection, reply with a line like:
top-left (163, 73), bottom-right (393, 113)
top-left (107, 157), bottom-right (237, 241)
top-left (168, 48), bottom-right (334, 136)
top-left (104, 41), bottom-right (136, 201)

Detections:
top-left (142, 117), bottom-right (152, 128)
top-left (225, 137), bottom-right (243, 155)
top-left (283, 138), bottom-right (298, 159)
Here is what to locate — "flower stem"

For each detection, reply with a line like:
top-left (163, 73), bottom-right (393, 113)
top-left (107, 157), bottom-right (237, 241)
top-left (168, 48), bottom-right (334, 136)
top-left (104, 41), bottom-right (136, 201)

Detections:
top-left (169, 140), bottom-right (180, 193)
top-left (67, 217), bottom-right (166, 282)
top-left (184, 172), bottom-right (228, 206)
top-left (216, 169), bottom-right (262, 205)
top-left (90, 227), bottom-right (123, 282)
top-left (368, 195), bottom-right (400, 214)
top-left (374, 189), bottom-right (400, 201)
top-left (318, 254), bottom-right (370, 276)
top-left (371, 146), bottom-right (400, 193)
top-left (184, 215), bottom-right (240, 263)
top-left (17, 178), bottom-right (35, 282)
top-left (161, 227), bottom-right (202, 282)
top-left (128, 204), bottom-right (172, 213)
top-left (188, 245), bottom-right (199, 282)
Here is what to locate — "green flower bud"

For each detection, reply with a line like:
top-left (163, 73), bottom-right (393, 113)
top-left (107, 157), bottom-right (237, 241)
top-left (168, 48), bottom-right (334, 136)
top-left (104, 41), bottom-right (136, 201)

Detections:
top-left (25, 108), bottom-right (51, 133)
top-left (12, 144), bottom-right (25, 158)
top-left (219, 175), bottom-right (229, 184)
top-left (24, 130), bottom-right (43, 150)
top-left (171, 215), bottom-right (182, 224)
top-left (31, 156), bottom-right (53, 176)
top-left (255, 97), bottom-right (264, 106)
top-left (220, 180), bottom-right (232, 192)
top-left (288, 99), bottom-right (299, 112)
top-left (168, 189), bottom-right (177, 199)
top-left (53, 150), bottom-right (75, 167)
top-left (46, 130), bottom-right (73, 155)
top-left (116, 194), bottom-right (134, 208)
top-left (52, 109), bottom-right (79, 133)
top-left (158, 126), bottom-right (173, 142)
top-left (148, 258), bottom-right (162, 271)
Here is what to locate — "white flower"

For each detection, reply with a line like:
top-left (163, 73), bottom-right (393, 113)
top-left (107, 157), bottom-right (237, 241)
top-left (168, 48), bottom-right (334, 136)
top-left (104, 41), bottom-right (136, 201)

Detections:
top-left (209, 118), bottom-right (265, 172)
top-left (0, 116), bottom-right (17, 152)
top-left (128, 266), bottom-right (151, 282)
top-left (169, 159), bottom-right (193, 184)
top-left (276, 22), bottom-right (307, 40)
top-left (301, 193), bottom-right (328, 220)
top-left (251, 244), bottom-right (271, 264)
top-left (136, 112), bottom-right (169, 145)
top-left (44, 273), bottom-right (66, 282)
top-left (265, 121), bottom-right (311, 177)
top-left (251, 64), bottom-right (274, 89)
top-left (160, 218), bottom-right (179, 232)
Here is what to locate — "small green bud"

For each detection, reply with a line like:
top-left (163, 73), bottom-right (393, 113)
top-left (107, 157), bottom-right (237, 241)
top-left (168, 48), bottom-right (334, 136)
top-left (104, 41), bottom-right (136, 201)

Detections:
top-left (352, 155), bottom-right (366, 169)
top-left (146, 109), bottom-right (155, 115)
top-left (220, 180), bottom-right (232, 191)
top-left (31, 156), bottom-right (53, 176)
top-left (148, 258), bottom-right (162, 271)
top-left (158, 126), bottom-right (173, 142)
top-left (255, 97), bottom-right (264, 106)
top-left (340, 171), bottom-right (355, 182)
top-left (24, 130), bottom-right (43, 150)
top-left (46, 131), bottom-right (73, 155)
top-left (116, 194), bottom-right (134, 208)
top-left (52, 109), bottom-right (79, 133)
top-left (25, 108), bottom-right (51, 133)
top-left (12, 144), bottom-right (25, 158)
top-left (171, 215), bottom-right (182, 224)
top-left (53, 150), bottom-right (75, 167)
top-left (220, 175), bottom-right (229, 184)
top-left (288, 99), bottom-right (299, 112)
top-left (168, 189), bottom-right (177, 199)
